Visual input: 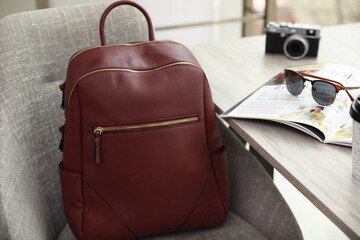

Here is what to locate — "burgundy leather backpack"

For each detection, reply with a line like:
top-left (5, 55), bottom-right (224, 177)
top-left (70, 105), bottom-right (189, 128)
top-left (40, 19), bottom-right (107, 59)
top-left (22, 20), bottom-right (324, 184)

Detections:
top-left (59, 1), bottom-right (229, 239)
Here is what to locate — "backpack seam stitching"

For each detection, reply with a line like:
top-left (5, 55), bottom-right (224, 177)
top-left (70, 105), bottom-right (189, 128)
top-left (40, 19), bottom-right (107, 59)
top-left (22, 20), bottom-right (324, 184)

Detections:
top-left (82, 177), bottom-right (138, 238)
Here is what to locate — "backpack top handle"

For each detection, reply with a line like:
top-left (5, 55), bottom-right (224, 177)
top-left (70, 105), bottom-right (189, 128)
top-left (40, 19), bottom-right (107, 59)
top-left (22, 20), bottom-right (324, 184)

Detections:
top-left (99, 0), bottom-right (155, 46)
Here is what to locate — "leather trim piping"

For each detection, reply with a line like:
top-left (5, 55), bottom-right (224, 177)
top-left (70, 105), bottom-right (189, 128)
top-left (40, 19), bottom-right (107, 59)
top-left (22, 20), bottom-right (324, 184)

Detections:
top-left (68, 40), bottom-right (186, 64)
top-left (177, 162), bottom-right (213, 231)
top-left (201, 75), bottom-right (227, 214)
top-left (201, 74), bottom-right (212, 166)
top-left (59, 162), bottom-right (81, 175)
top-left (211, 146), bottom-right (228, 214)
top-left (211, 146), bottom-right (226, 159)
top-left (82, 177), bottom-right (138, 238)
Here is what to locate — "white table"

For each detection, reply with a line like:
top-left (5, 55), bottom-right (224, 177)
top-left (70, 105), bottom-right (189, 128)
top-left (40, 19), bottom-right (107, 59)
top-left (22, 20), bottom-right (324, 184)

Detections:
top-left (189, 23), bottom-right (360, 239)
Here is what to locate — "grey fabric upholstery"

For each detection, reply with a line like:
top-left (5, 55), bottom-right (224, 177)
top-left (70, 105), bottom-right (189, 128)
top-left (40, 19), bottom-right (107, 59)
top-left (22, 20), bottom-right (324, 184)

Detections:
top-left (218, 122), bottom-right (303, 240)
top-left (57, 224), bottom-right (76, 240)
top-left (0, 2), bottom-right (302, 240)
top-left (58, 212), bottom-right (267, 240)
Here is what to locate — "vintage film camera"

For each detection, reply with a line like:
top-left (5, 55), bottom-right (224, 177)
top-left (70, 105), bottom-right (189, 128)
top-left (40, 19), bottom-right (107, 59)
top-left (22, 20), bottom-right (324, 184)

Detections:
top-left (265, 22), bottom-right (321, 60)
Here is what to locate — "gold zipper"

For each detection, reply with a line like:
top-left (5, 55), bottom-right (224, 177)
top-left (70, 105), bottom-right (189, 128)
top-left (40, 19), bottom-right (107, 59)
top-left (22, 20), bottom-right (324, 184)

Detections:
top-left (68, 40), bottom-right (186, 64)
top-left (93, 116), bottom-right (199, 165)
top-left (94, 116), bottom-right (199, 134)
top-left (66, 61), bottom-right (201, 109)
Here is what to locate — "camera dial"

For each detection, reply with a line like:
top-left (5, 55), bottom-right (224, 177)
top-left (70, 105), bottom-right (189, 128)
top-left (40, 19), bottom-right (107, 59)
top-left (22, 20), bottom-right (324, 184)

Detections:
top-left (283, 34), bottom-right (309, 60)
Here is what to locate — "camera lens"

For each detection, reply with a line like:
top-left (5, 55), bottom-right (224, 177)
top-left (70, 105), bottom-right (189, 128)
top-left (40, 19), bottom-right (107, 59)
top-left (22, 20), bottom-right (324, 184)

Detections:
top-left (283, 34), bottom-right (309, 60)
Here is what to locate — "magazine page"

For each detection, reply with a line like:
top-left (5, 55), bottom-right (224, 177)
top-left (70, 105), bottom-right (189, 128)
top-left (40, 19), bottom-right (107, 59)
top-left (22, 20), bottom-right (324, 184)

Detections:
top-left (222, 64), bottom-right (360, 145)
top-left (325, 115), bottom-right (352, 146)
top-left (271, 119), bottom-right (325, 142)
top-left (288, 64), bottom-right (360, 87)
top-left (223, 83), bottom-right (348, 140)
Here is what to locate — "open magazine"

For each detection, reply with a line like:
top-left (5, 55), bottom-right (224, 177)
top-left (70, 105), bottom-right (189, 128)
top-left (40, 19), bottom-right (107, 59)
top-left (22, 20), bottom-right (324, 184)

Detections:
top-left (221, 64), bottom-right (360, 147)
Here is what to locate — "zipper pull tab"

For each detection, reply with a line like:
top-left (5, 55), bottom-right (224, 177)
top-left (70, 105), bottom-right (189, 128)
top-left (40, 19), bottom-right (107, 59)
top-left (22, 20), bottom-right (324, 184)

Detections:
top-left (93, 127), bottom-right (103, 165)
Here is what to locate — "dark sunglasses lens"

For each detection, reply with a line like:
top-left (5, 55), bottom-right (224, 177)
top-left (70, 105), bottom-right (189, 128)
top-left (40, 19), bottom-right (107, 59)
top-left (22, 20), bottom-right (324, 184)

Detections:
top-left (286, 71), bottom-right (304, 95)
top-left (312, 81), bottom-right (336, 106)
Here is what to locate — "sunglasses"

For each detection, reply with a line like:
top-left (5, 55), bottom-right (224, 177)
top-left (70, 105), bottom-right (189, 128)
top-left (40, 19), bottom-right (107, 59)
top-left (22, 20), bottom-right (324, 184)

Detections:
top-left (285, 69), bottom-right (359, 106)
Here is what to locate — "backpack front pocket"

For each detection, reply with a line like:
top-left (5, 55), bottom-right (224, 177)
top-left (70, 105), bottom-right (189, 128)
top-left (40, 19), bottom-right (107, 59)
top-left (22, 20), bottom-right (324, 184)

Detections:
top-left (92, 116), bottom-right (199, 165)
top-left (82, 114), bottom-right (217, 237)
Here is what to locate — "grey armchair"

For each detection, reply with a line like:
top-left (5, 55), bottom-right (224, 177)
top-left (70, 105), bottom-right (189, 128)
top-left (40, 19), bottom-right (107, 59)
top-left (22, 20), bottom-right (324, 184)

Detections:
top-left (0, 2), bottom-right (302, 240)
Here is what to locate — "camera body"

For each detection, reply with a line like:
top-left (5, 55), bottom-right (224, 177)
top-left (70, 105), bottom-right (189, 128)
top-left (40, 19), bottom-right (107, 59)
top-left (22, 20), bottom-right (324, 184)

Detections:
top-left (265, 22), bottom-right (321, 60)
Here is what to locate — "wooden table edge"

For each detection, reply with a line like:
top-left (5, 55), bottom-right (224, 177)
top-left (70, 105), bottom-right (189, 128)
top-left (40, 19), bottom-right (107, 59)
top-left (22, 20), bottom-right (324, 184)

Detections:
top-left (216, 104), bottom-right (358, 239)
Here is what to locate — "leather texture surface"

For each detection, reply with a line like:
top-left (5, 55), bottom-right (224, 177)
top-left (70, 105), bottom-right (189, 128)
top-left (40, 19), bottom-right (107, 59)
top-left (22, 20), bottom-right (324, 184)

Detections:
top-left (60, 1), bottom-right (229, 239)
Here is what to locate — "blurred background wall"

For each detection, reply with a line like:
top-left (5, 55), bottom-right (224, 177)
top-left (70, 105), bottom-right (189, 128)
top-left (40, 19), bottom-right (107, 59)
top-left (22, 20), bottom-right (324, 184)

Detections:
top-left (1, 0), bottom-right (360, 44)
top-left (0, 0), bottom-right (37, 19)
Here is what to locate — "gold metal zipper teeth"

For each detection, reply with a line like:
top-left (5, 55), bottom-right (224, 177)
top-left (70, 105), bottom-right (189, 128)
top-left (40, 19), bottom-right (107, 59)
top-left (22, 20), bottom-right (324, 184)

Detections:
top-left (67, 61), bottom-right (201, 109)
top-left (68, 40), bottom-right (186, 64)
top-left (94, 116), bottom-right (199, 134)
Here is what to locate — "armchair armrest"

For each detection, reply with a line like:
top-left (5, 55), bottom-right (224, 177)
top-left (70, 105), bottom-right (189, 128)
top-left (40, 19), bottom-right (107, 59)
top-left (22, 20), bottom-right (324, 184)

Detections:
top-left (218, 120), bottom-right (303, 240)
top-left (0, 121), bottom-right (58, 240)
